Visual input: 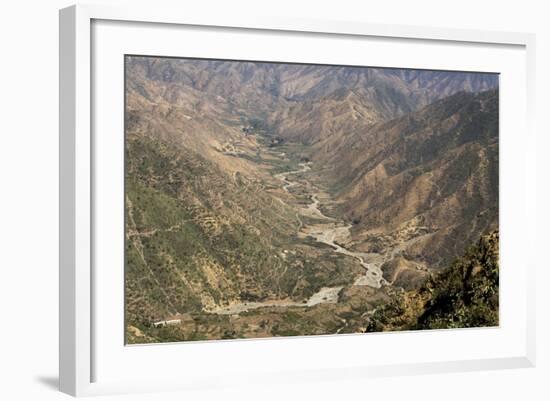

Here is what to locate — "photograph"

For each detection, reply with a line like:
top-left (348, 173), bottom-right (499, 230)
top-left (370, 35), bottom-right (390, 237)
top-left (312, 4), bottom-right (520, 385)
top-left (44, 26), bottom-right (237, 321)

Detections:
top-left (124, 55), bottom-right (499, 344)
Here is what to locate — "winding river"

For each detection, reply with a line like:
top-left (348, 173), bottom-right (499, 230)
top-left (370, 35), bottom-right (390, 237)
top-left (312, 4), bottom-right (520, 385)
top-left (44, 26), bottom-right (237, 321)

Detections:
top-left (277, 163), bottom-right (386, 289)
top-left (206, 160), bottom-right (388, 316)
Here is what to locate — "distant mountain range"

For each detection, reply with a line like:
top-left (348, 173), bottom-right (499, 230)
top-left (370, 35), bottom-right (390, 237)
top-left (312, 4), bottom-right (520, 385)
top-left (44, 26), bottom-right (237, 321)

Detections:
top-left (127, 57), bottom-right (497, 120)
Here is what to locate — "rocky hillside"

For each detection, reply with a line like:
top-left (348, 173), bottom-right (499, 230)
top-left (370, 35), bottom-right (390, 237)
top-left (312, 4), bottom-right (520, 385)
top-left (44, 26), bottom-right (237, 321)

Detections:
top-left (267, 88), bottom-right (498, 275)
top-left (367, 230), bottom-right (499, 331)
top-left (337, 90), bottom-right (498, 268)
top-left (125, 59), bottom-right (370, 328)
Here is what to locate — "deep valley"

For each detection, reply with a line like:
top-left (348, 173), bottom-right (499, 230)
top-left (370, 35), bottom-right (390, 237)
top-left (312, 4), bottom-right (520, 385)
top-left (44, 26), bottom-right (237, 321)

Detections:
top-left (124, 57), bottom-right (499, 343)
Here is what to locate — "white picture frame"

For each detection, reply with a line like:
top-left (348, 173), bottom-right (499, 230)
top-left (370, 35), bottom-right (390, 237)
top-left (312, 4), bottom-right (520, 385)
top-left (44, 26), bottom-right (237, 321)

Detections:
top-left (59, 3), bottom-right (536, 397)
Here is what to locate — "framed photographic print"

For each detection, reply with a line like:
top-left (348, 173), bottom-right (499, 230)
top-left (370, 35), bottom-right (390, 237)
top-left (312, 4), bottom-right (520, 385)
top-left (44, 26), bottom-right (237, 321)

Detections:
top-left (59, 4), bottom-right (536, 396)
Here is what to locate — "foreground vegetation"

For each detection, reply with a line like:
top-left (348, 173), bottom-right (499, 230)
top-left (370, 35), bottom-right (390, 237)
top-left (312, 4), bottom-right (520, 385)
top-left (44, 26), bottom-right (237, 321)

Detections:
top-left (127, 230), bottom-right (498, 343)
top-left (367, 230), bottom-right (499, 332)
